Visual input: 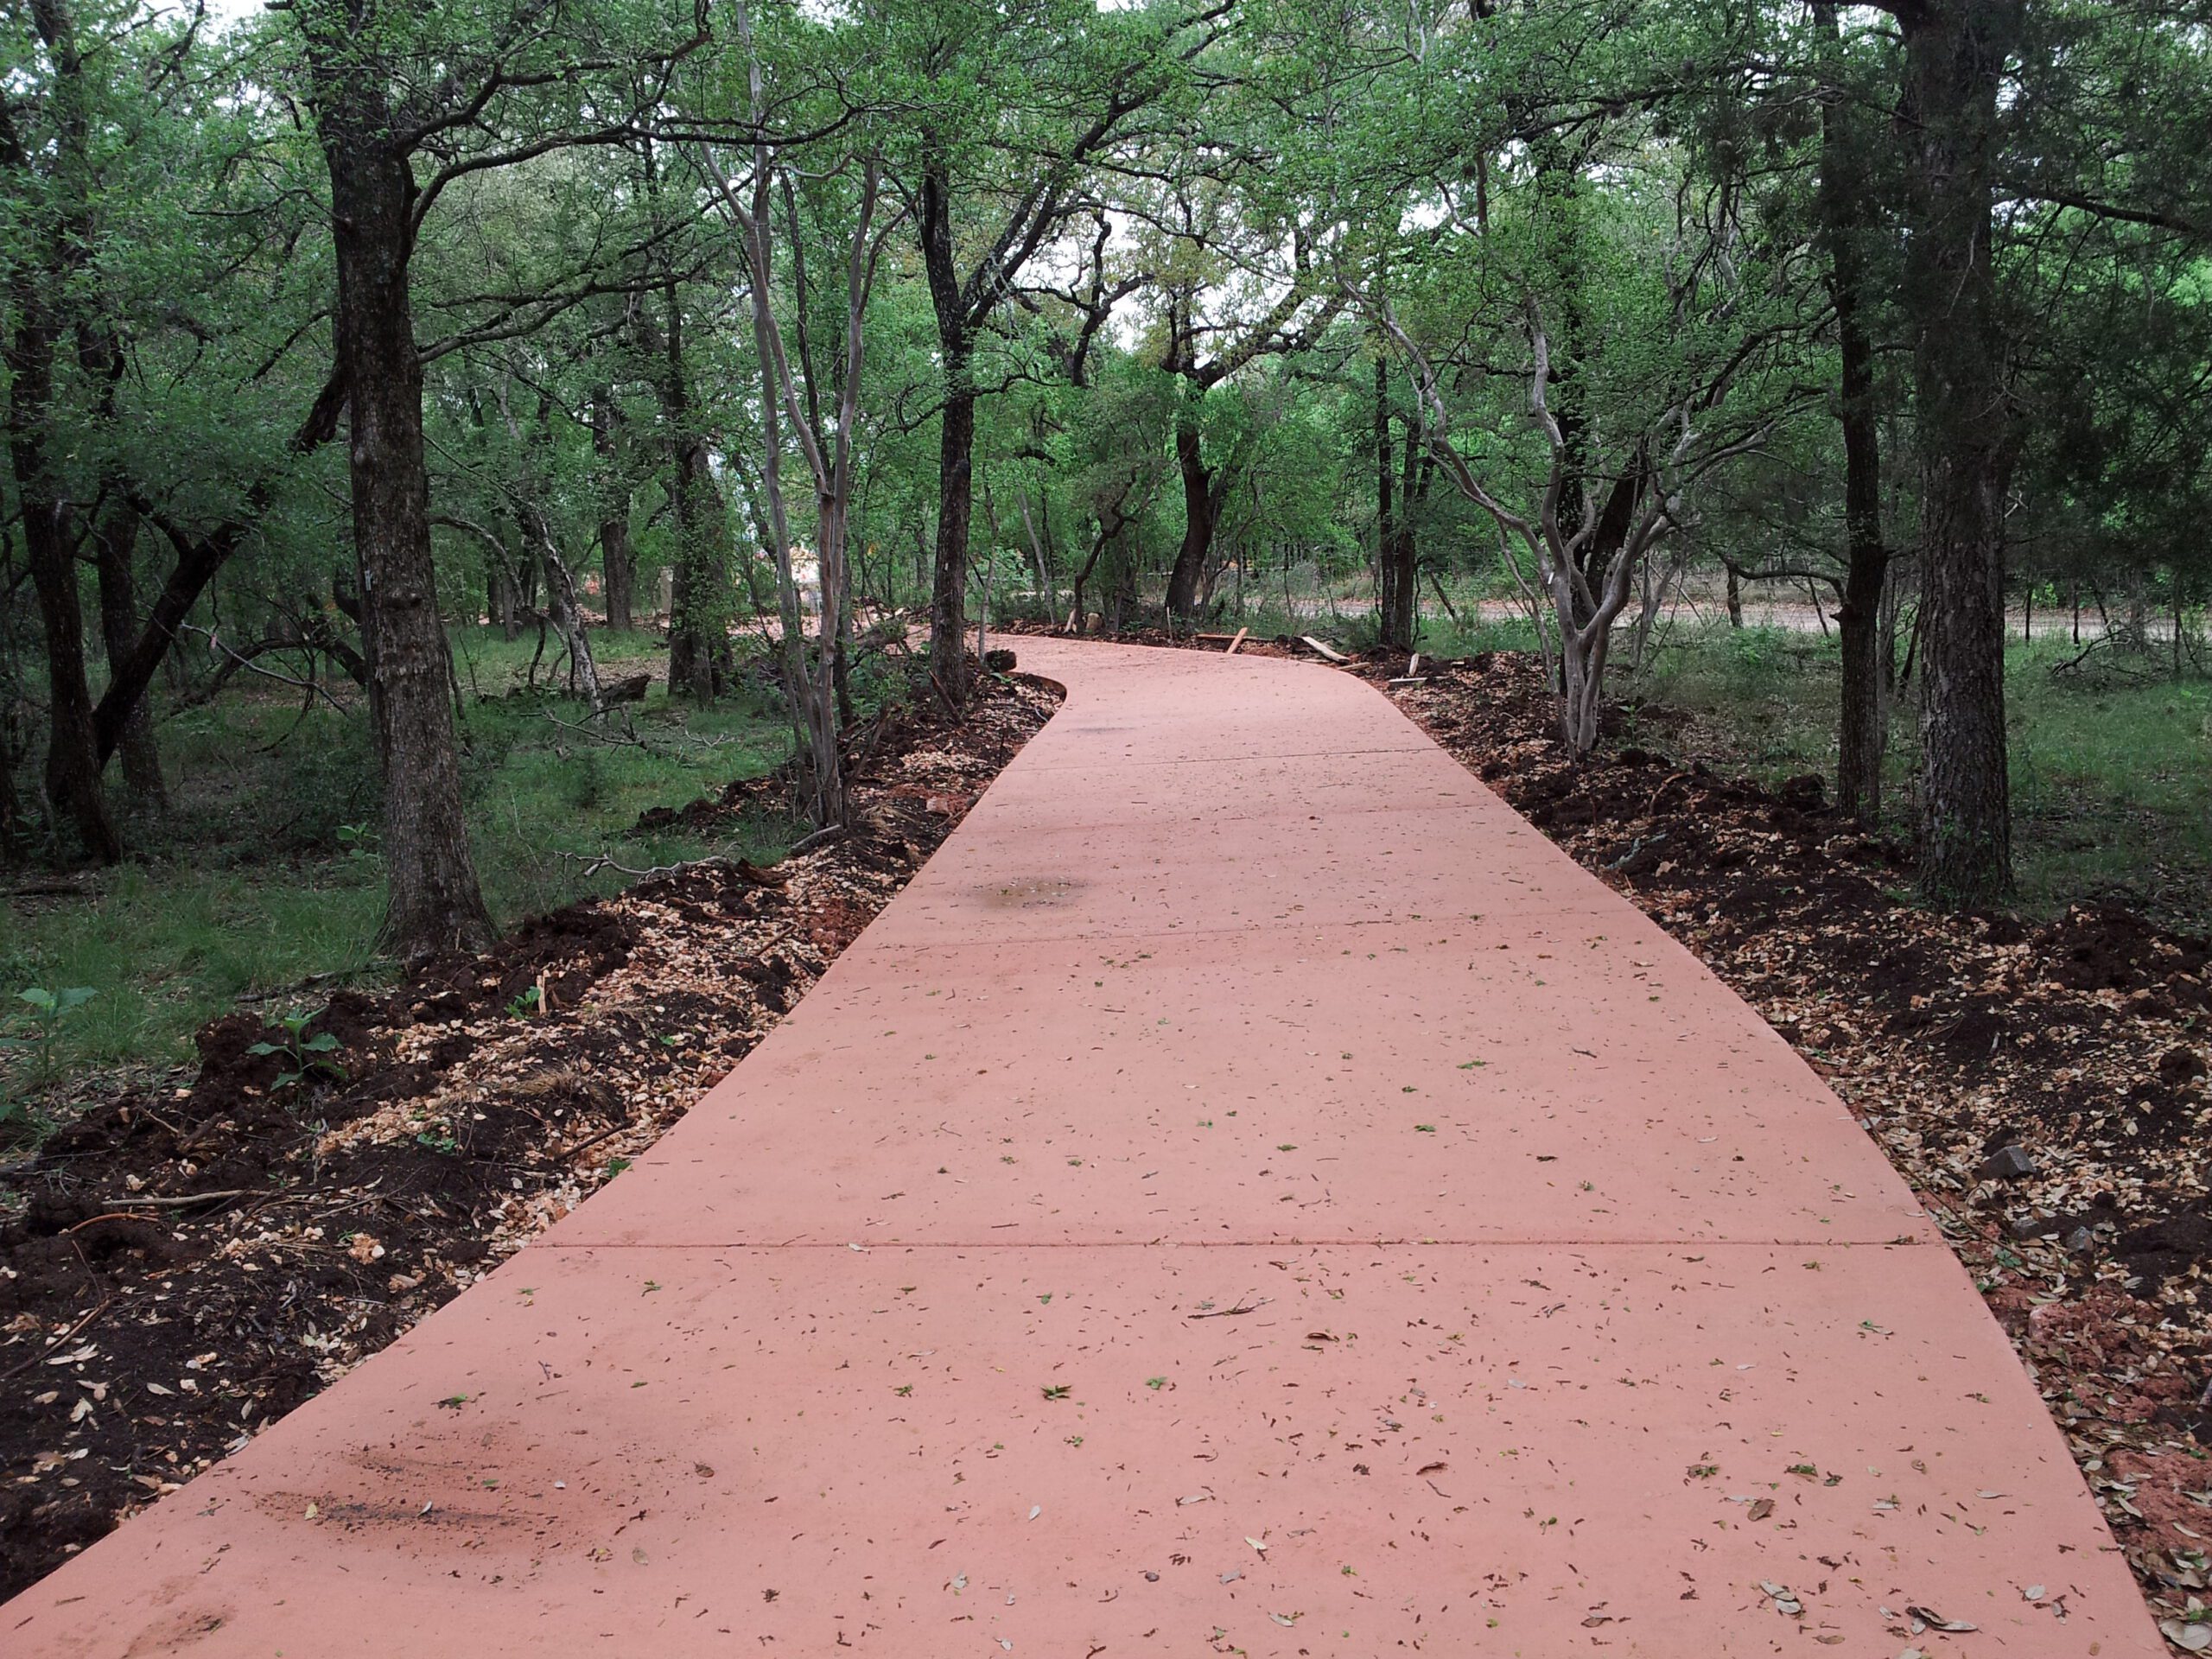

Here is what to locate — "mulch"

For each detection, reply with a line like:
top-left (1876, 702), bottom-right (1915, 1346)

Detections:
top-left (1358, 648), bottom-right (2212, 1632)
top-left (0, 668), bottom-right (1061, 1600)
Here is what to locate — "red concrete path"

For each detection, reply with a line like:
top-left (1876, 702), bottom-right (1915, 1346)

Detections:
top-left (8, 640), bottom-right (2163, 1656)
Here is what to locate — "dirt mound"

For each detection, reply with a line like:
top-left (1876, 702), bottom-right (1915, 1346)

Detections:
top-left (2037, 904), bottom-right (2212, 996)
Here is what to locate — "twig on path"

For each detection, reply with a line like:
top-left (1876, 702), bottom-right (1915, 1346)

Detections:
top-left (1186, 1293), bottom-right (1270, 1319)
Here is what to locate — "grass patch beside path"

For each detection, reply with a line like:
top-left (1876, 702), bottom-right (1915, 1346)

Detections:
top-left (1633, 625), bottom-right (2212, 926)
top-left (3, 629), bottom-right (798, 1116)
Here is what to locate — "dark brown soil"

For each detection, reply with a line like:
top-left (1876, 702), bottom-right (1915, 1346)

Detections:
top-left (0, 670), bottom-right (1060, 1599)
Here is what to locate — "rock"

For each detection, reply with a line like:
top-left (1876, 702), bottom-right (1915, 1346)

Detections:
top-left (982, 648), bottom-right (1018, 673)
top-left (1980, 1144), bottom-right (2037, 1180)
top-left (2007, 1215), bottom-right (2055, 1241)
top-left (2063, 1226), bottom-right (2098, 1255)
top-left (604, 671), bottom-right (652, 705)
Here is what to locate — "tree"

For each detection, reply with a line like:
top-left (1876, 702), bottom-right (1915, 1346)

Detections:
top-left (1, 0), bottom-right (139, 858)
top-left (895, 0), bottom-right (1219, 699)
top-left (695, 0), bottom-right (904, 828)
top-left (283, 0), bottom-right (696, 957)
top-left (1867, 0), bottom-right (2023, 907)
top-left (1814, 0), bottom-right (1897, 827)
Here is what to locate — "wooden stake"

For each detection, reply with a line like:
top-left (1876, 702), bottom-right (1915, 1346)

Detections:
top-left (1225, 627), bottom-right (1248, 656)
top-left (1299, 634), bottom-right (1348, 664)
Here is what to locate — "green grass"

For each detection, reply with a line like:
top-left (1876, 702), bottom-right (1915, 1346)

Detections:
top-left (3, 628), bottom-right (801, 1113)
top-left (1414, 612), bottom-right (1543, 658)
top-left (1633, 624), bottom-right (2212, 925)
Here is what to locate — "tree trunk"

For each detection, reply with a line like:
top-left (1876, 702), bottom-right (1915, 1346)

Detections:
top-left (310, 39), bottom-right (493, 959)
top-left (667, 429), bottom-right (728, 699)
top-left (655, 283), bottom-right (727, 701)
top-left (6, 315), bottom-right (119, 860)
top-left (1165, 413), bottom-right (1214, 622)
top-left (929, 376), bottom-right (976, 700)
top-left (20, 506), bottom-right (119, 861)
top-left (1817, 0), bottom-right (1891, 828)
top-left (525, 512), bottom-right (602, 712)
top-left (1726, 565), bottom-right (1744, 627)
top-left (1379, 391), bottom-right (1421, 652)
top-left (487, 558), bottom-right (520, 639)
top-left (592, 386), bottom-right (635, 631)
top-left (1373, 353), bottom-right (1398, 646)
top-left (1899, 0), bottom-right (2018, 908)
top-left (918, 167), bottom-right (974, 703)
top-left (91, 500), bottom-right (166, 809)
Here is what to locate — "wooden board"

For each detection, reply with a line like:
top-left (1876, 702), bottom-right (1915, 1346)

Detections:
top-left (1225, 627), bottom-right (1249, 656)
top-left (1299, 634), bottom-right (1349, 664)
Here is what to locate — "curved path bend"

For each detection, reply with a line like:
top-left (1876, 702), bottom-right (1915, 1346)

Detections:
top-left (9, 639), bottom-right (2161, 1656)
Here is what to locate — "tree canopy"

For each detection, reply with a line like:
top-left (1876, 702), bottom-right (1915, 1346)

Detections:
top-left (5, 0), bottom-right (2209, 951)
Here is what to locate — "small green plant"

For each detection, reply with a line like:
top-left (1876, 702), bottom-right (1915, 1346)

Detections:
top-left (334, 821), bottom-right (378, 862)
top-left (506, 985), bottom-right (543, 1019)
top-left (9, 986), bottom-right (96, 1087)
top-left (248, 1007), bottom-right (346, 1091)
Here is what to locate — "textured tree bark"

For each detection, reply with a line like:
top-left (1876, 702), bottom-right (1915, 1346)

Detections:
top-left (1897, 0), bottom-right (2018, 907)
top-left (1165, 416), bottom-right (1216, 622)
top-left (653, 284), bottom-right (728, 701)
top-left (17, 499), bottom-right (120, 861)
top-left (91, 501), bottom-right (167, 809)
top-left (486, 557), bottom-right (521, 639)
top-left (6, 304), bottom-right (119, 858)
top-left (3, 0), bottom-right (118, 859)
top-left (592, 386), bottom-right (635, 631)
top-left (1816, 0), bottom-right (1891, 828)
top-left (76, 297), bottom-right (168, 807)
top-left (1375, 362), bottom-right (1420, 653)
top-left (89, 533), bottom-right (213, 766)
top-left (918, 160), bottom-right (975, 703)
top-left (531, 520), bottom-right (602, 711)
top-left (308, 16), bottom-right (493, 959)
top-left (1372, 355), bottom-right (1402, 648)
top-left (929, 373), bottom-right (976, 700)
